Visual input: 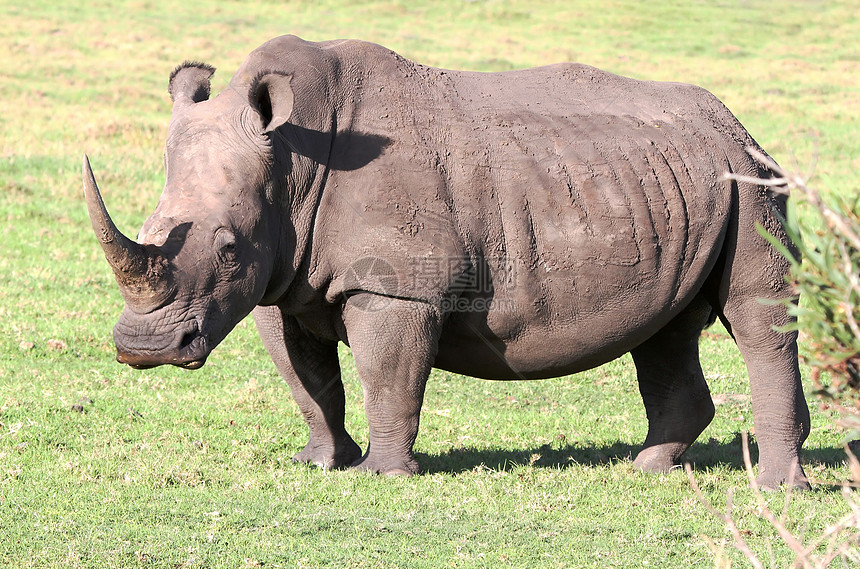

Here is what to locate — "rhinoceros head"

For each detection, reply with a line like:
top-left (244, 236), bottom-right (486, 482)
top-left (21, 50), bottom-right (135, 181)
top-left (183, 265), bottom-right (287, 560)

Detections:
top-left (84, 62), bottom-right (297, 369)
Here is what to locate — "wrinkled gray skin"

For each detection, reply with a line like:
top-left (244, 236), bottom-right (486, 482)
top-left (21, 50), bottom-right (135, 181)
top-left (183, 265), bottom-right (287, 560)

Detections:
top-left (84, 35), bottom-right (810, 488)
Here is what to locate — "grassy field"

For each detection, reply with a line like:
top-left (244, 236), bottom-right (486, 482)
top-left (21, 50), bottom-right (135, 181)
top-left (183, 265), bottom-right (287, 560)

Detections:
top-left (2, 0), bottom-right (859, 567)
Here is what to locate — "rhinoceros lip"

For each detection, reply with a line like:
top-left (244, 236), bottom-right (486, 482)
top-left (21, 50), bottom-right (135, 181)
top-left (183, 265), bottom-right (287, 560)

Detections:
top-left (124, 353), bottom-right (207, 370)
top-left (177, 357), bottom-right (207, 369)
top-left (128, 362), bottom-right (160, 370)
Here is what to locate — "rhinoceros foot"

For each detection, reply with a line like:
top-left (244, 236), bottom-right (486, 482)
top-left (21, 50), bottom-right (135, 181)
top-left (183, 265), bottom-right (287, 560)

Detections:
top-left (350, 453), bottom-right (420, 476)
top-left (633, 442), bottom-right (690, 475)
top-left (755, 461), bottom-right (810, 491)
top-left (293, 437), bottom-right (361, 470)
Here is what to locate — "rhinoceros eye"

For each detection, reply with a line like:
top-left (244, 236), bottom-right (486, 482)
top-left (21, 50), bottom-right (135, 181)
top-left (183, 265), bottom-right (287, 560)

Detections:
top-left (215, 229), bottom-right (237, 262)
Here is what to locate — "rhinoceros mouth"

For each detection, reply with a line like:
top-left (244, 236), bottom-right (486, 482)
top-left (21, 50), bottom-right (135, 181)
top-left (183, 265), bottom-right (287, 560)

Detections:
top-left (115, 320), bottom-right (209, 369)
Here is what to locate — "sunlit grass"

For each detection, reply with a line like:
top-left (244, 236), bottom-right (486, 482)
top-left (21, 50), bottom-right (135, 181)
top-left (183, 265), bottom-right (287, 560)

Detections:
top-left (1, 1), bottom-right (858, 567)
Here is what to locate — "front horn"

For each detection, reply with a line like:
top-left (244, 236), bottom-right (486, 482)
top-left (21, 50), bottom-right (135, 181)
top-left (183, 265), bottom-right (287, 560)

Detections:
top-left (82, 155), bottom-right (173, 310)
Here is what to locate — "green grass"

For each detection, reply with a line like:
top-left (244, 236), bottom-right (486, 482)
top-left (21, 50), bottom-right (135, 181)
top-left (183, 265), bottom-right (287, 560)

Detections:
top-left (1, 0), bottom-right (859, 567)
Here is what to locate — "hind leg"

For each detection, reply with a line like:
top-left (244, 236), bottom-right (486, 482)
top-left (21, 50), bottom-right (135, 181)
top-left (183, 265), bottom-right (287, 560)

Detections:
top-left (721, 297), bottom-right (810, 489)
top-left (631, 297), bottom-right (716, 473)
top-left (716, 177), bottom-right (810, 489)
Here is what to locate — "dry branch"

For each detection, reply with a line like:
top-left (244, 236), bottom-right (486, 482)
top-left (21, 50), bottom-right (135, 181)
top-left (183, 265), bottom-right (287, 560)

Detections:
top-left (688, 433), bottom-right (860, 568)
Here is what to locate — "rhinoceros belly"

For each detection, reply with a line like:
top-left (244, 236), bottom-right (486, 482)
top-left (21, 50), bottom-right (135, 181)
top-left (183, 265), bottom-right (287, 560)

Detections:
top-left (434, 274), bottom-right (683, 380)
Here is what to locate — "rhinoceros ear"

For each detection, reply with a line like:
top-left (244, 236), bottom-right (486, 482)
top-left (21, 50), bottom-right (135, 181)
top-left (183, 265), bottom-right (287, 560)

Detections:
top-left (168, 61), bottom-right (216, 104)
top-left (249, 72), bottom-right (294, 133)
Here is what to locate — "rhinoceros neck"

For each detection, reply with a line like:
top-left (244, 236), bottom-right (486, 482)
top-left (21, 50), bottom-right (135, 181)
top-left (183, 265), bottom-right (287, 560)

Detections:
top-left (227, 38), bottom-right (349, 307)
top-left (254, 38), bottom-right (404, 309)
top-left (256, 109), bottom-right (338, 307)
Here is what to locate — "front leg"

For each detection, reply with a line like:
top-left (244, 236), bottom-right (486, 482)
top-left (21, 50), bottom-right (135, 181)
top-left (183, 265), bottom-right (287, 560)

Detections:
top-left (253, 305), bottom-right (361, 469)
top-left (342, 295), bottom-right (442, 475)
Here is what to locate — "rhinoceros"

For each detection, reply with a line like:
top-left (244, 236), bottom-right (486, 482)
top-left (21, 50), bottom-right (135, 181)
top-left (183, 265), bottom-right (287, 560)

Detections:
top-left (83, 35), bottom-right (810, 488)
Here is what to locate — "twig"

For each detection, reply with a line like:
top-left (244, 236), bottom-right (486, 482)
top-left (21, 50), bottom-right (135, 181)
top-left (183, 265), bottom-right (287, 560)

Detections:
top-left (685, 462), bottom-right (765, 569)
top-left (745, 146), bottom-right (809, 190)
top-left (723, 173), bottom-right (791, 190)
top-left (725, 146), bottom-right (860, 252)
top-left (799, 487), bottom-right (860, 567)
top-left (739, 433), bottom-right (811, 566)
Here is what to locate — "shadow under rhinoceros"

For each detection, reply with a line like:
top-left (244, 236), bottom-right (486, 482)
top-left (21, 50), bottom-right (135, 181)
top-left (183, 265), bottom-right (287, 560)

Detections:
top-left (416, 433), bottom-right (848, 482)
top-left (417, 441), bottom-right (642, 474)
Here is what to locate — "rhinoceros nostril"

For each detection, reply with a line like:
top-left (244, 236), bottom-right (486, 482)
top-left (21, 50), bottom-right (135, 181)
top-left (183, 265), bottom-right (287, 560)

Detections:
top-left (179, 328), bottom-right (197, 350)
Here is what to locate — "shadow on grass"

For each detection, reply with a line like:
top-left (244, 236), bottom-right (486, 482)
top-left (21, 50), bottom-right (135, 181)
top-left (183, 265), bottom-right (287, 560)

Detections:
top-left (417, 433), bottom-right (847, 478)
top-left (418, 441), bottom-right (640, 474)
